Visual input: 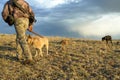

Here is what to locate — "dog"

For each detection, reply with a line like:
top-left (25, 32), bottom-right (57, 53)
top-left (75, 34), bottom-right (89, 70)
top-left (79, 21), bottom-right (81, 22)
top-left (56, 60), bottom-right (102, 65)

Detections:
top-left (102, 35), bottom-right (113, 46)
top-left (27, 35), bottom-right (49, 57)
top-left (60, 39), bottom-right (69, 50)
top-left (102, 35), bottom-right (113, 50)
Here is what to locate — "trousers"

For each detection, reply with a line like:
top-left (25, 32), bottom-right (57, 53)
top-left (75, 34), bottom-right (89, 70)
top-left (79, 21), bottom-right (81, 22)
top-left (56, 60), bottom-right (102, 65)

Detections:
top-left (14, 18), bottom-right (33, 61)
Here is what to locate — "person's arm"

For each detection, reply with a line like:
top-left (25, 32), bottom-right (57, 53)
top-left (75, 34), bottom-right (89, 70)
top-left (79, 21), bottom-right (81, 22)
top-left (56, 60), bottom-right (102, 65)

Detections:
top-left (26, 1), bottom-right (35, 26)
top-left (27, 25), bottom-right (33, 32)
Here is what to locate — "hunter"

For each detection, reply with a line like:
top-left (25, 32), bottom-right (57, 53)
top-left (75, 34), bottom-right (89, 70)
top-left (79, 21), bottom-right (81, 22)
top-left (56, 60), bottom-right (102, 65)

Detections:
top-left (2, 0), bottom-right (36, 64)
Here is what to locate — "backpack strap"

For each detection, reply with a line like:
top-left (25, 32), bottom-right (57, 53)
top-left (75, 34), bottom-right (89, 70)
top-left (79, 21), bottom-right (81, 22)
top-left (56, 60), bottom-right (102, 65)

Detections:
top-left (12, 0), bottom-right (28, 14)
top-left (8, 4), bottom-right (12, 15)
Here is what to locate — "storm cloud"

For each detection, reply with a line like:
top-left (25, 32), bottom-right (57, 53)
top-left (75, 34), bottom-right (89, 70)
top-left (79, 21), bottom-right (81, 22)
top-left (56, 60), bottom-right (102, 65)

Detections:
top-left (0, 0), bottom-right (120, 39)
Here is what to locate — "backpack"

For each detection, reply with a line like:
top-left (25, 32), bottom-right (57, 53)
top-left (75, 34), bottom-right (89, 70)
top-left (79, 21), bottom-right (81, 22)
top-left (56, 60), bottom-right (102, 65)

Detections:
top-left (5, 4), bottom-right (14, 26)
top-left (4, 0), bottom-right (36, 26)
top-left (12, 0), bottom-right (36, 25)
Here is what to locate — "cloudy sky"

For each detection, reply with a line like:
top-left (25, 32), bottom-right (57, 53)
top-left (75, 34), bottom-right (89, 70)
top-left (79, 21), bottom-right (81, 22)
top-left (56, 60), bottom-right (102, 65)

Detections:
top-left (0, 0), bottom-right (120, 39)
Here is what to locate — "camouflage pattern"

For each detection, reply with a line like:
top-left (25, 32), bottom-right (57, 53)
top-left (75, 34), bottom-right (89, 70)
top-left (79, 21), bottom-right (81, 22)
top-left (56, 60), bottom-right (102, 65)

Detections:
top-left (2, 0), bottom-right (34, 63)
top-left (14, 18), bottom-right (33, 61)
top-left (2, 0), bottom-right (34, 20)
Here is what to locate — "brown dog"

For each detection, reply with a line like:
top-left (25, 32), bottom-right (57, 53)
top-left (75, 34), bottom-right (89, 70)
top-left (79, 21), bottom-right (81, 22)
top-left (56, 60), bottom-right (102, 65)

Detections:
top-left (60, 39), bottom-right (69, 50)
top-left (27, 35), bottom-right (49, 57)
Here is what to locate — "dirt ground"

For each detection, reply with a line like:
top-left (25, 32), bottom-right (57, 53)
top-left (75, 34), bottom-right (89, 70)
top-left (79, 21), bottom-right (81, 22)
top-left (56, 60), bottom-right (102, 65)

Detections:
top-left (0, 34), bottom-right (120, 80)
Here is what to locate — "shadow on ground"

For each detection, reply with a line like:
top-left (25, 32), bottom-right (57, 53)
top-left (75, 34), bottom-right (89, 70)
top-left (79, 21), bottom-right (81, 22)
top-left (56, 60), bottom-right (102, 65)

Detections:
top-left (0, 46), bottom-right (16, 51)
top-left (114, 50), bottom-right (120, 52)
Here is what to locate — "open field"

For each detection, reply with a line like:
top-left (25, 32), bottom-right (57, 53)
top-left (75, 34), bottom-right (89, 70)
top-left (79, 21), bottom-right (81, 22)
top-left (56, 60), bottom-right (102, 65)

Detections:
top-left (0, 34), bottom-right (120, 80)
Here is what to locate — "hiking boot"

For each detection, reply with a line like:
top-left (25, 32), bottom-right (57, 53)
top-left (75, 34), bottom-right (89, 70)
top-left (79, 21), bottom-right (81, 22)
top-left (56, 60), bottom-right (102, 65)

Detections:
top-left (22, 59), bottom-right (34, 65)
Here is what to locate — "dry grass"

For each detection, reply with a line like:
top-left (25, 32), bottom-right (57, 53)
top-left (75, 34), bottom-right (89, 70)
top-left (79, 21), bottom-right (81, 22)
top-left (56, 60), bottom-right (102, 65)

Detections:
top-left (0, 34), bottom-right (120, 80)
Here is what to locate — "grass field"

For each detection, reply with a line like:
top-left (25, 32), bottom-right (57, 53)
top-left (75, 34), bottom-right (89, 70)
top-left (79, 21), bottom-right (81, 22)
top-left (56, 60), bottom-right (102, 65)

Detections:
top-left (0, 34), bottom-right (120, 80)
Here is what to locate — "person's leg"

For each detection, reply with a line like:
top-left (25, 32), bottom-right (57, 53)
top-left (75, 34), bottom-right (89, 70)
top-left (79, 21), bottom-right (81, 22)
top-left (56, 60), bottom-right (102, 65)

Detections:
top-left (16, 37), bottom-right (23, 60)
top-left (14, 18), bottom-right (33, 62)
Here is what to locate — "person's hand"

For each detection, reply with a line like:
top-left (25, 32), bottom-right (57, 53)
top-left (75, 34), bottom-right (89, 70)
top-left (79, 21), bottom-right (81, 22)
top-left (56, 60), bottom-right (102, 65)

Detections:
top-left (27, 25), bottom-right (33, 32)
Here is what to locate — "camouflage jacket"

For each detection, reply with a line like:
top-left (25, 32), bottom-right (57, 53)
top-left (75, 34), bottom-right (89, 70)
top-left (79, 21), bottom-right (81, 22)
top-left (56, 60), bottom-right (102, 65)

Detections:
top-left (2, 0), bottom-right (34, 21)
